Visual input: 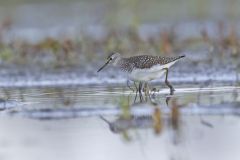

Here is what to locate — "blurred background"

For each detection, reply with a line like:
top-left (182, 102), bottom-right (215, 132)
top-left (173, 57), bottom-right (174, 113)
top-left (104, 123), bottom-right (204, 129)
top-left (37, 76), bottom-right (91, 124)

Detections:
top-left (0, 1), bottom-right (240, 160)
top-left (0, 0), bottom-right (239, 68)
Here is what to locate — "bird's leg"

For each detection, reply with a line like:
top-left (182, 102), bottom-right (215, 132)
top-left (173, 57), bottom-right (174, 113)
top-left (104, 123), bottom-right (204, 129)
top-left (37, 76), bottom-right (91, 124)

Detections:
top-left (138, 82), bottom-right (142, 102)
top-left (127, 81), bottom-right (138, 103)
top-left (127, 80), bottom-right (135, 92)
top-left (166, 91), bottom-right (174, 106)
top-left (138, 82), bottom-right (143, 102)
top-left (134, 82), bottom-right (138, 103)
top-left (144, 82), bottom-right (148, 101)
top-left (163, 68), bottom-right (175, 94)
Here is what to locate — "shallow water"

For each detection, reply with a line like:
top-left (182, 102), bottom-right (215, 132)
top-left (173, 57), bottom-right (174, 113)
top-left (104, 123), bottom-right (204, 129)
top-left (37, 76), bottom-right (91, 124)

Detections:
top-left (0, 84), bottom-right (240, 160)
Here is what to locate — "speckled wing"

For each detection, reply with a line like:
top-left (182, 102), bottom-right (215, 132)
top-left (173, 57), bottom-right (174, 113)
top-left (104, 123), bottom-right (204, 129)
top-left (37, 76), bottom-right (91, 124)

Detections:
top-left (127, 55), bottom-right (185, 69)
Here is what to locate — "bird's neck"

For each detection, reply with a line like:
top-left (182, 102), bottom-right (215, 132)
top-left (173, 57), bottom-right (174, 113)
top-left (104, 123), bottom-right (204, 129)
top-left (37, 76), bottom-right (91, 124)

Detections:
top-left (112, 57), bottom-right (122, 66)
top-left (115, 58), bottom-right (133, 72)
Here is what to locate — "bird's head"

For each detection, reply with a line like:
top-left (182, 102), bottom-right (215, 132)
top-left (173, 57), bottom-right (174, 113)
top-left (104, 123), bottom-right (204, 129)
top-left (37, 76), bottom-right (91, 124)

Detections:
top-left (97, 52), bottom-right (121, 72)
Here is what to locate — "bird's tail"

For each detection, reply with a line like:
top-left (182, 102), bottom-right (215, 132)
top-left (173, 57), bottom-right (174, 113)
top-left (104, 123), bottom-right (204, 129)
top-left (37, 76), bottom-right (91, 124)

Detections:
top-left (173, 55), bottom-right (185, 61)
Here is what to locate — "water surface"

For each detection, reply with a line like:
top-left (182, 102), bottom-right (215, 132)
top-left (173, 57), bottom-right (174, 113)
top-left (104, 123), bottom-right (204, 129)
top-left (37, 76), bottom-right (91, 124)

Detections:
top-left (0, 84), bottom-right (240, 160)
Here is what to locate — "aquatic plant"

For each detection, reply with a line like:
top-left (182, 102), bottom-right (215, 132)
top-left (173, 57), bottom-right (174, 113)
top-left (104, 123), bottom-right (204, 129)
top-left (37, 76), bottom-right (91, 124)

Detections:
top-left (119, 96), bottom-right (131, 119)
top-left (170, 98), bottom-right (180, 131)
top-left (152, 107), bottom-right (163, 134)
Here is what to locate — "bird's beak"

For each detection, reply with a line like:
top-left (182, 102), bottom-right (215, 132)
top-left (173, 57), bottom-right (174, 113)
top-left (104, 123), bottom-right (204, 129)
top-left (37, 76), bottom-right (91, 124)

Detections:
top-left (97, 59), bottom-right (110, 72)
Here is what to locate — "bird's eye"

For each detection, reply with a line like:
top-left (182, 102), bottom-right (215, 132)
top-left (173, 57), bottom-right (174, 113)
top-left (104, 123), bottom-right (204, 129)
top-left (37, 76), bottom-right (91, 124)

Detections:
top-left (109, 57), bottom-right (113, 60)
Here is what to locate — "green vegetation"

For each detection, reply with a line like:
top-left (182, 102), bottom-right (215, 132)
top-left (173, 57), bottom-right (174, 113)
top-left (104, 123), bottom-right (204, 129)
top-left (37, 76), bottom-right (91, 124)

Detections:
top-left (119, 95), bottom-right (131, 119)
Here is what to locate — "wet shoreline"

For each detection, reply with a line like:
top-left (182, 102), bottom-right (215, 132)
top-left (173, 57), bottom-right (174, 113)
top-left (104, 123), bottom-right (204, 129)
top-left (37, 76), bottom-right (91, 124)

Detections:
top-left (0, 71), bottom-right (236, 88)
top-left (0, 63), bottom-right (237, 88)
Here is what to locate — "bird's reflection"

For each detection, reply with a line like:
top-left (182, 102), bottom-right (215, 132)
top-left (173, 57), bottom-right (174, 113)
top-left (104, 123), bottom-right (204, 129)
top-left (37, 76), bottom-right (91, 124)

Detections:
top-left (100, 115), bottom-right (156, 134)
top-left (100, 108), bottom-right (166, 142)
top-left (100, 84), bottom-right (219, 142)
top-left (100, 90), bottom-right (182, 142)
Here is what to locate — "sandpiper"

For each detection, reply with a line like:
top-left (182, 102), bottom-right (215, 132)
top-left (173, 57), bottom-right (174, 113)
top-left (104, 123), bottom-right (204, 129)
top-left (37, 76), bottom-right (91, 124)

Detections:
top-left (97, 52), bottom-right (185, 97)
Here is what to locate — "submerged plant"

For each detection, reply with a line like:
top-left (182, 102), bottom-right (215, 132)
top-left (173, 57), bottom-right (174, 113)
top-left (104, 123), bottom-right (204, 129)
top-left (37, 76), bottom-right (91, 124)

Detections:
top-left (152, 107), bottom-right (163, 134)
top-left (119, 95), bottom-right (131, 119)
top-left (170, 98), bottom-right (181, 131)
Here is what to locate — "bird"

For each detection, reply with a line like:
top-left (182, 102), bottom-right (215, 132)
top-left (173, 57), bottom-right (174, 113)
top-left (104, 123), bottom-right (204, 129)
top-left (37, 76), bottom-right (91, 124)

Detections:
top-left (97, 52), bottom-right (185, 100)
